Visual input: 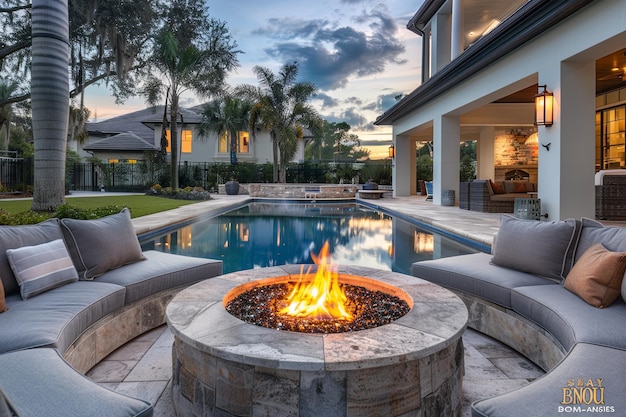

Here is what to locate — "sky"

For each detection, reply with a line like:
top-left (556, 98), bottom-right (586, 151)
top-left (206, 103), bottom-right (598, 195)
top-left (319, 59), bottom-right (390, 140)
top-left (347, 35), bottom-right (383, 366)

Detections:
top-left (84, 0), bottom-right (425, 159)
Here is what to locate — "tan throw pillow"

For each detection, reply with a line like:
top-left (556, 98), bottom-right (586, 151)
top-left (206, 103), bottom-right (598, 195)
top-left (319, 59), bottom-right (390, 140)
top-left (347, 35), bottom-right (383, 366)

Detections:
top-left (489, 180), bottom-right (506, 194)
top-left (564, 243), bottom-right (626, 308)
top-left (0, 278), bottom-right (7, 313)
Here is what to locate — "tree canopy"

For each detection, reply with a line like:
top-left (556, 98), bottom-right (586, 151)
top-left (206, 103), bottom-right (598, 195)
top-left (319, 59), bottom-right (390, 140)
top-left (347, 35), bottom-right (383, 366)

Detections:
top-left (143, 0), bottom-right (240, 189)
top-left (237, 62), bottom-right (321, 183)
top-left (306, 120), bottom-right (369, 162)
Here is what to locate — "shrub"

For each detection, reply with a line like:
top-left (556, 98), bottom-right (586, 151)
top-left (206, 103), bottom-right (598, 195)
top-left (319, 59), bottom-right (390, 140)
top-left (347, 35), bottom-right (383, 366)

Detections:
top-left (0, 209), bottom-right (51, 225)
top-left (55, 204), bottom-right (124, 219)
top-left (146, 185), bottom-right (211, 200)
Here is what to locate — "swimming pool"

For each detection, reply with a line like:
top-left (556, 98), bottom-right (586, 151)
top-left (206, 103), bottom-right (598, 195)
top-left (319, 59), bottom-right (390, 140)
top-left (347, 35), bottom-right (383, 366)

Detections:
top-left (140, 202), bottom-right (479, 275)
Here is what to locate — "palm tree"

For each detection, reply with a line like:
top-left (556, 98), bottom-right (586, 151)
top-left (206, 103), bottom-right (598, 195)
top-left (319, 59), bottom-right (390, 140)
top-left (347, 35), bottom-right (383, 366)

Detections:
top-left (31, 0), bottom-right (70, 211)
top-left (237, 62), bottom-right (319, 183)
top-left (0, 81), bottom-right (20, 151)
top-left (200, 95), bottom-right (253, 165)
top-left (145, 22), bottom-right (239, 189)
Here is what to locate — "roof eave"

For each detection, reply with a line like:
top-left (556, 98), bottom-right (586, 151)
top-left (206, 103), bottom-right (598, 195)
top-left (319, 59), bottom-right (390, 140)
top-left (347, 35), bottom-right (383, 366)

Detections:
top-left (378, 0), bottom-right (594, 126)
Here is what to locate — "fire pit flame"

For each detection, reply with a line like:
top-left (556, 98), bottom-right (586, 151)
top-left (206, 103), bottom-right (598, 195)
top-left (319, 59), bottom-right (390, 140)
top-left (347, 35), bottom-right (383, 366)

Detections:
top-left (279, 242), bottom-right (353, 321)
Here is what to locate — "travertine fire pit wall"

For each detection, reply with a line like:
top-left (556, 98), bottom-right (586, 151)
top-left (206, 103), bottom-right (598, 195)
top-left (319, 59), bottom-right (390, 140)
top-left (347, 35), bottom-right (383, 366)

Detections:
top-left (166, 265), bottom-right (468, 417)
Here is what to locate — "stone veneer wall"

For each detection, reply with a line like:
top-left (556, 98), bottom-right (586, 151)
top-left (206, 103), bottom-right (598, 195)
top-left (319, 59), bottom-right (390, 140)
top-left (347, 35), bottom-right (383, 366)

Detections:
top-left (493, 127), bottom-right (538, 182)
top-left (171, 336), bottom-right (464, 417)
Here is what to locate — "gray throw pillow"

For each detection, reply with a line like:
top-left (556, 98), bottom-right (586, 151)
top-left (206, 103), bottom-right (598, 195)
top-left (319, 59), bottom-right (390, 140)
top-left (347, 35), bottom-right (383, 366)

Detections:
top-left (491, 215), bottom-right (577, 281)
top-left (60, 208), bottom-right (145, 279)
top-left (0, 219), bottom-right (64, 296)
top-left (6, 239), bottom-right (78, 300)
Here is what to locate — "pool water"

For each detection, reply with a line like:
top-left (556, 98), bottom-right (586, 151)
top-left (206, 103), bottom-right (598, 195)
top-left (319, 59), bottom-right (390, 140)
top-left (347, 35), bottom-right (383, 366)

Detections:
top-left (140, 202), bottom-right (478, 275)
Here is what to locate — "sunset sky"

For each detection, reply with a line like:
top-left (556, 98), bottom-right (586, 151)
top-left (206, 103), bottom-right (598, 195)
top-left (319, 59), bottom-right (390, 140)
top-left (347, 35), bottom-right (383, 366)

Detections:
top-left (84, 1), bottom-right (425, 159)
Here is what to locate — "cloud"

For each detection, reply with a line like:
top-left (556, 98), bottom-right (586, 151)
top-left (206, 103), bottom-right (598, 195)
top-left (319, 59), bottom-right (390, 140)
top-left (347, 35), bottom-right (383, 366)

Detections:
top-left (313, 92), bottom-right (339, 108)
top-left (260, 8), bottom-right (407, 90)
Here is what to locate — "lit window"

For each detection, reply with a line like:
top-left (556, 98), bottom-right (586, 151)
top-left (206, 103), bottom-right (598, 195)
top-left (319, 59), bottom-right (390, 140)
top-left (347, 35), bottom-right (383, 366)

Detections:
top-left (108, 159), bottom-right (119, 164)
top-left (165, 129), bottom-right (193, 153)
top-left (238, 131), bottom-right (249, 153)
top-left (128, 159), bottom-right (137, 164)
top-left (182, 130), bottom-right (192, 153)
top-left (219, 132), bottom-right (228, 153)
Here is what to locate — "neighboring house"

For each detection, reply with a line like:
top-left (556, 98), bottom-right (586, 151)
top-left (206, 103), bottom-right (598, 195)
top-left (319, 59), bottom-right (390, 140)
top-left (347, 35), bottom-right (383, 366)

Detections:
top-left (376, 0), bottom-right (626, 221)
top-left (81, 105), bottom-right (305, 166)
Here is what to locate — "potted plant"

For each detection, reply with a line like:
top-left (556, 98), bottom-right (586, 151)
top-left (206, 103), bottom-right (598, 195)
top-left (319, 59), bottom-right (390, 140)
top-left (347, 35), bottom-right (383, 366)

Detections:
top-left (224, 178), bottom-right (240, 195)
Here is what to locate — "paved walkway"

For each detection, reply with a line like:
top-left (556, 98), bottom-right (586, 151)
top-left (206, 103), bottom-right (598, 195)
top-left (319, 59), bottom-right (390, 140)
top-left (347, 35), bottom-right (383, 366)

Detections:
top-left (87, 194), bottom-right (541, 417)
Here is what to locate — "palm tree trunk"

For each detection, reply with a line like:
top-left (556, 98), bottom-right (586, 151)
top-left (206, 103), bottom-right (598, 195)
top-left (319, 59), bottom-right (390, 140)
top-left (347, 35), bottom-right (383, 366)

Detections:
top-left (272, 137), bottom-right (279, 183)
top-left (170, 94), bottom-right (179, 189)
top-left (31, 0), bottom-right (70, 211)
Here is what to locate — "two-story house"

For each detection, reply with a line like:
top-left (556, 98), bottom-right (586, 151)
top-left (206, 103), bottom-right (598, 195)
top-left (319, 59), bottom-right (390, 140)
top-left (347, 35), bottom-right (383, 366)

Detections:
top-left (376, 0), bottom-right (626, 221)
top-left (81, 105), bottom-right (305, 166)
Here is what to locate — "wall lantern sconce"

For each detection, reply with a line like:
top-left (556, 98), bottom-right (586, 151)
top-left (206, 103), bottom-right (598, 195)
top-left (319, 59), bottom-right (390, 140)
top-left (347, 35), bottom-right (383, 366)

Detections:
top-left (535, 85), bottom-right (554, 126)
top-left (388, 144), bottom-right (395, 158)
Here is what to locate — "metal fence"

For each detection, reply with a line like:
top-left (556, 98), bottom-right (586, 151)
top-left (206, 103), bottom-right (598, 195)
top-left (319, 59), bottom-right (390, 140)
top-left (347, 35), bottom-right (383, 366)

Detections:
top-left (1, 159), bottom-right (392, 193)
top-left (0, 157), bottom-right (32, 193)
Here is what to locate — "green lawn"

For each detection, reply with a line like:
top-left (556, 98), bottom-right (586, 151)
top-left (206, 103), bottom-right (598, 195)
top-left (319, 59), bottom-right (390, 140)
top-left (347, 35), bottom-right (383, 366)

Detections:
top-left (0, 195), bottom-right (199, 218)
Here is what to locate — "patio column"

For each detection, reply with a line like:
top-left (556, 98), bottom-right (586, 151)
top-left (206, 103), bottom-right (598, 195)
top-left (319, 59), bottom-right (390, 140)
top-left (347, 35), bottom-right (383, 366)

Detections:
top-left (538, 59), bottom-right (595, 220)
top-left (431, 10), bottom-right (451, 74)
top-left (422, 27), bottom-right (431, 83)
top-left (451, 0), bottom-right (464, 59)
top-left (477, 126), bottom-right (495, 180)
top-left (393, 133), bottom-right (416, 197)
top-left (433, 115), bottom-right (460, 205)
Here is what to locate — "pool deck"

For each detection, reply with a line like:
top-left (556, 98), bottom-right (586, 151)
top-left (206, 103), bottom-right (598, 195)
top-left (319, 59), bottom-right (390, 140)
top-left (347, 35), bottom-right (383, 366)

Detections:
top-left (90, 194), bottom-right (539, 416)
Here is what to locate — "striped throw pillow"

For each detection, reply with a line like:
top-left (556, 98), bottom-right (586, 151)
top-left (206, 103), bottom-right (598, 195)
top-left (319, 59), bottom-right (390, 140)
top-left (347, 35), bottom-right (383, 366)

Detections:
top-left (7, 239), bottom-right (79, 300)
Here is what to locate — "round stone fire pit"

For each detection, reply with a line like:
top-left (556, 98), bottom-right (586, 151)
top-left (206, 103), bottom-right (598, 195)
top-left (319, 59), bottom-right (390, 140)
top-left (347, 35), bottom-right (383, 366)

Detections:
top-left (166, 265), bottom-right (468, 417)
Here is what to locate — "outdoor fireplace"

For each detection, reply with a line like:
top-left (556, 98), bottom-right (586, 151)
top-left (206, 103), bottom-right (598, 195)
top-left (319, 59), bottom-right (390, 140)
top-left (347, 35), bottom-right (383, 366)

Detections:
top-left (166, 262), bottom-right (468, 417)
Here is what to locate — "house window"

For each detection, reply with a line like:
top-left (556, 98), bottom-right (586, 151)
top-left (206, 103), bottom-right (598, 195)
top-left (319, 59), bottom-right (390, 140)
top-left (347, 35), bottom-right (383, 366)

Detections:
top-left (108, 159), bottom-right (119, 164)
top-left (219, 132), bottom-right (228, 153)
top-left (165, 129), bottom-right (193, 153)
top-left (219, 132), bottom-right (250, 154)
top-left (238, 131), bottom-right (249, 153)
top-left (597, 105), bottom-right (626, 170)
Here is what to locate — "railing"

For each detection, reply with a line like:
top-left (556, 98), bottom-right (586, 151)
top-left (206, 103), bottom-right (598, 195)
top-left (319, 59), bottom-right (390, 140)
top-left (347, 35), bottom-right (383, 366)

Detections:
top-left (0, 157), bottom-right (32, 192)
top-left (1, 159), bottom-right (392, 193)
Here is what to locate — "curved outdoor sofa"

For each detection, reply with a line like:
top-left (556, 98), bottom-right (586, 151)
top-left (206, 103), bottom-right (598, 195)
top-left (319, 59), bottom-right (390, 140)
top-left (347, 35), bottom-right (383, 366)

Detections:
top-left (0, 209), bottom-right (222, 417)
top-left (412, 215), bottom-right (626, 417)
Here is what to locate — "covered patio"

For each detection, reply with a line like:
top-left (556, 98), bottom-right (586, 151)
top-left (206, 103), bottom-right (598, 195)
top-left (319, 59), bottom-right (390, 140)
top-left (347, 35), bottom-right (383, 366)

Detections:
top-left (377, 0), bottom-right (626, 222)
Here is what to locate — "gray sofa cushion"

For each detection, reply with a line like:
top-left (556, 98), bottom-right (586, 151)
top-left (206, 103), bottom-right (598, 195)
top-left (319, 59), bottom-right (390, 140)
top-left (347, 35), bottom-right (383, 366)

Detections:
top-left (472, 343), bottom-right (626, 417)
top-left (0, 388), bottom-right (18, 417)
top-left (60, 208), bottom-right (146, 280)
top-left (0, 348), bottom-right (152, 417)
top-left (0, 219), bottom-right (63, 296)
top-left (95, 250), bottom-right (222, 304)
top-left (412, 253), bottom-right (557, 308)
top-left (7, 239), bottom-right (79, 300)
top-left (511, 285), bottom-right (626, 351)
top-left (491, 215), bottom-right (578, 282)
top-left (0, 281), bottom-right (125, 354)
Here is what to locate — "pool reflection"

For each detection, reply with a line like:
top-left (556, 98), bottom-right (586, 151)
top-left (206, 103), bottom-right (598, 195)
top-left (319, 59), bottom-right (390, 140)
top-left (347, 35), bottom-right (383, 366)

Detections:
top-left (140, 202), bottom-right (477, 274)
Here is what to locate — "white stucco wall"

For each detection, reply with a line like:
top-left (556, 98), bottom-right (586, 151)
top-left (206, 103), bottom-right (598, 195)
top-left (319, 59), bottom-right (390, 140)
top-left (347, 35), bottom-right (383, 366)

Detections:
top-left (392, 0), bottom-right (626, 220)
